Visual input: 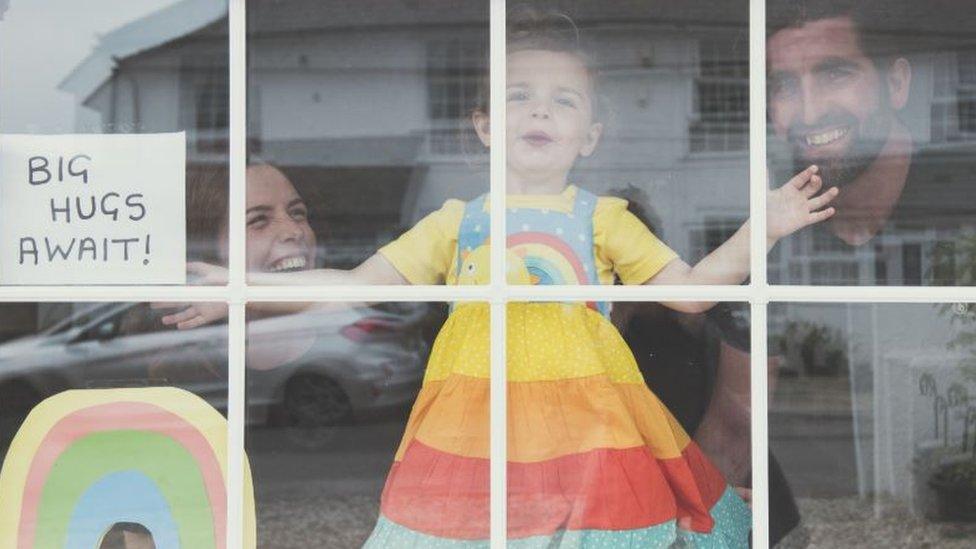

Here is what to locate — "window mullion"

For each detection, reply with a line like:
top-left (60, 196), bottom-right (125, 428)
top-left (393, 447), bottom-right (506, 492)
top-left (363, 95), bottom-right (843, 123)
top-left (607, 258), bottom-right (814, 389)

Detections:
top-left (227, 0), bottom-right (247, 547)
top-left (489, 1), bottom-right (507, 547)
top-left (749, 1), bottom-right (769, 547)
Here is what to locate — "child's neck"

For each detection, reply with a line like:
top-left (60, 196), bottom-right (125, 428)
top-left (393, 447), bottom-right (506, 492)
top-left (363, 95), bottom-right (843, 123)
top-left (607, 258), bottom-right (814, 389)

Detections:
top-left (506, 169), bottom-right (569, 195)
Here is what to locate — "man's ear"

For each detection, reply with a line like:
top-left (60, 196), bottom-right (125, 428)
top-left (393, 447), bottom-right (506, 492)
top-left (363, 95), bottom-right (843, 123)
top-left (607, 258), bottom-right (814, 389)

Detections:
top-left (886, 57), bottom-right (911, 110)
top-left (579, 122), bottom-right (604, 157)
top-left (472, 110), bottom-right (491, 148)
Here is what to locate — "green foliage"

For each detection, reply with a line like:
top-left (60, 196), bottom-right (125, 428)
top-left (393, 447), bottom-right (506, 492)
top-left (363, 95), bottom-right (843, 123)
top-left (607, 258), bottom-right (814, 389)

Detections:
top-left (772, 320), bottom-right (849, 377)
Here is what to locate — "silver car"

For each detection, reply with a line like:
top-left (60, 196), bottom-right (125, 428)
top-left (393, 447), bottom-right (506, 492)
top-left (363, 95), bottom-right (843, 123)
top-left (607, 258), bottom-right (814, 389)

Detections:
top-left (0, 302), bottom-right (432, 449)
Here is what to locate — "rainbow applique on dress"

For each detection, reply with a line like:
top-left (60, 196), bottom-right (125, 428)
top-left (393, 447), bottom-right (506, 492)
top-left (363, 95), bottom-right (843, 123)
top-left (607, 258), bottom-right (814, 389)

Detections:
top-left (0, 387), bottom-right (256, 549)
top-left (365, 189), bottom-right (751, 547)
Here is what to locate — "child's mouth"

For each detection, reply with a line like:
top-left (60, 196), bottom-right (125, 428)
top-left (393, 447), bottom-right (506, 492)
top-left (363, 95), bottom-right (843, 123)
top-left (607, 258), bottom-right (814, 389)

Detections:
top-left (522, 131), bottom-right (555, 147)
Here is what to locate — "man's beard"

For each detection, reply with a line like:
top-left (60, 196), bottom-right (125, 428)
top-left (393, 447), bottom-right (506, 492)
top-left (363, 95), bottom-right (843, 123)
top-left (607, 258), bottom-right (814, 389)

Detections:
top-left (790, 107), bottom-right (894, 188)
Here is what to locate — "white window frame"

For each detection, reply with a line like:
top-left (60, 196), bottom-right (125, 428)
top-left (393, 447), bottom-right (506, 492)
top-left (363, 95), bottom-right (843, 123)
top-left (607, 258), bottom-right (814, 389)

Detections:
top-left (2, 2), bottom-right (975, 548)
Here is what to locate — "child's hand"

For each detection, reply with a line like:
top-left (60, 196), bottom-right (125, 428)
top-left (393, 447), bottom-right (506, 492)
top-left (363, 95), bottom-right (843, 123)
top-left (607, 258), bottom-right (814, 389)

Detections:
top-left (766, 165), bottom-right (838, 244)
top-left (152, 302), bottom-right (228, 330)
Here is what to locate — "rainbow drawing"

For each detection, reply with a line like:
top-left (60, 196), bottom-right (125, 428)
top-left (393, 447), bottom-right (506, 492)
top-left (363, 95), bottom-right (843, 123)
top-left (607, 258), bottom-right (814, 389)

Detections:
top-left (507, 232), bottom-right (588, 286)
top-left (0, 387), bottom-right (256, 549)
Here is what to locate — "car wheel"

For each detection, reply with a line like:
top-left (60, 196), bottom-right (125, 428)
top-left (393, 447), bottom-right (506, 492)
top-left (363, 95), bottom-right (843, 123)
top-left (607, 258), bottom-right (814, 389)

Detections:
top-left (282, 373), bottom-right (352, 449)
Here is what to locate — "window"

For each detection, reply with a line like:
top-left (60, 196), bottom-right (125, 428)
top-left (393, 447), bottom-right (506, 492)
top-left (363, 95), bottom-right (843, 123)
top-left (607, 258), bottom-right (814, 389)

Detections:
top-left (425, 37), bottom-right (488, 156)
top-left (181, 58), bottom-right (230, 154)
top-left (690, 38), bottom-right (749, 153)
top-left (4, 1), bottom-right (976, 548)
top-left (932, 50), bottom-right (976, 143)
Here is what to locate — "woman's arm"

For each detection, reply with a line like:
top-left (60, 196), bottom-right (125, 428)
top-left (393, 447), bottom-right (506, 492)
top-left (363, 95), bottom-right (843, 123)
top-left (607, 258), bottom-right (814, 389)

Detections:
top-left (648, 165), bottom-right (836, 313)
top-left (160, 253), bottom-right (409, 328)
top-left (242, 253), bottom-right (409, 286)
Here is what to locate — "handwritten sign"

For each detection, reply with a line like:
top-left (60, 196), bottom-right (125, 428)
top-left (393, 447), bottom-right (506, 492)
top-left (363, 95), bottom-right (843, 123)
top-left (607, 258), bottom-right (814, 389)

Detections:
top-left (0, 133), bottom-right (186, 284)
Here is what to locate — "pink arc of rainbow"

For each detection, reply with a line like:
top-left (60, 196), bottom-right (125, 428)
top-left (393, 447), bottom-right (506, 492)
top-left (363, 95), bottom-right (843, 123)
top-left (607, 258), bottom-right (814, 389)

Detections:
top-left (507, 232), bottom-right (588, 283)
top-left (16, 402), bottom-right (227, 549)
top-left (507, 232), bottom-right (601, 311)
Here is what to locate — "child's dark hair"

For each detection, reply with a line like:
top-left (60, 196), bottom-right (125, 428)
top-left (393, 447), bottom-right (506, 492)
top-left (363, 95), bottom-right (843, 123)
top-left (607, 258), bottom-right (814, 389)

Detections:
top-left (471, 6), bottom-right (601, 119)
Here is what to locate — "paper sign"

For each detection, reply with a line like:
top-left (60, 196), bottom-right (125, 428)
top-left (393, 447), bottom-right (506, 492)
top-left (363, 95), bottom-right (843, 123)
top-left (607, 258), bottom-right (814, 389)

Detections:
top-left (0, 133), bottom-right (186, 284)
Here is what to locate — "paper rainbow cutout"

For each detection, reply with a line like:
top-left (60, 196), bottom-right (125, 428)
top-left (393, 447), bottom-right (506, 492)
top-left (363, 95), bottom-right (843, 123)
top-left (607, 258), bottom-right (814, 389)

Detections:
top-left (0, 387), bottom-right (256, 549)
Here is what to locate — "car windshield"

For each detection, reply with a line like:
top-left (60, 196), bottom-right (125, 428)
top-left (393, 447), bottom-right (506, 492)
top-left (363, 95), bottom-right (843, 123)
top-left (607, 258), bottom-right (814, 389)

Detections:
top-left (40, 303), bottom-right (119, 336)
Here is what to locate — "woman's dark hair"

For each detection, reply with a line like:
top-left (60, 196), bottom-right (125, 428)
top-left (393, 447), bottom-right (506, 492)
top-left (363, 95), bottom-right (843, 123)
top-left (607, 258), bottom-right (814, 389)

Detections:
top-left (185, 162), bottom-right (229, 266)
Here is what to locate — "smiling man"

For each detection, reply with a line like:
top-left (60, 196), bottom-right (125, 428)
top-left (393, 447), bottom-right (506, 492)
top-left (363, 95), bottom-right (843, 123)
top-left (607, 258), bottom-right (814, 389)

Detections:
top-left (767, 0), bottom-right (976, 285)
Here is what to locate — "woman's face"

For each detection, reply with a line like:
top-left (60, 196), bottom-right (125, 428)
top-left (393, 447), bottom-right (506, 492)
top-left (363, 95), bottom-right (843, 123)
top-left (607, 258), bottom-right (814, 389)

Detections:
top-left (221, 164), bottom-right (317, 272)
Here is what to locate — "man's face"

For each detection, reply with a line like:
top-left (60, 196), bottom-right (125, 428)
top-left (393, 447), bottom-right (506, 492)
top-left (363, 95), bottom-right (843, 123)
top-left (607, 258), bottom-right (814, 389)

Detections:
top-left (767, 16), bottom-right (896, 186)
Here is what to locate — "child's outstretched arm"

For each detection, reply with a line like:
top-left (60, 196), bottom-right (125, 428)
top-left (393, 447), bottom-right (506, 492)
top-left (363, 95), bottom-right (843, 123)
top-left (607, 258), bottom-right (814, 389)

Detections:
top-left (158, 253), bottom-right (409, 329)
top-left (647, 165), bottom-right (835, 313)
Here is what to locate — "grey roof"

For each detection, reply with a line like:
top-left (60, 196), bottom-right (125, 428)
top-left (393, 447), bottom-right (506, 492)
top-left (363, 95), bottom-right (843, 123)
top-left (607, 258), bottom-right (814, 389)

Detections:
top-left (59, 0), bottom-right (225, 101)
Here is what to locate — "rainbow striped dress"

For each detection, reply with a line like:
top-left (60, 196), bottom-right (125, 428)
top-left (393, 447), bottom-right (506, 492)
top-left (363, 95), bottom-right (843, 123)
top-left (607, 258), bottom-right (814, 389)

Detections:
top-left (365, 189), bottom-right (751, 547)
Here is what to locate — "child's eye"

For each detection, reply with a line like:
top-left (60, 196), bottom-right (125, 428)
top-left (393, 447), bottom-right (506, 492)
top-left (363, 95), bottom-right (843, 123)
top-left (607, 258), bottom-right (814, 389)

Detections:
top-left (247, 215), bottom-right (268, 229)
top-left (507, 90), bottom-right (529, 102)
top-left (555, 96), bottom-right (577, 108)
top-left (290, 207), bottom-right (308, 221)
top-left (825, 67), bottom-right (853, 83)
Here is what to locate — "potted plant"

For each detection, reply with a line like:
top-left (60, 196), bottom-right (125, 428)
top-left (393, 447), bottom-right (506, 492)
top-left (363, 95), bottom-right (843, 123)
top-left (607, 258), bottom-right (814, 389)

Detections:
top-left (929, 455), bottom-right (976, 522)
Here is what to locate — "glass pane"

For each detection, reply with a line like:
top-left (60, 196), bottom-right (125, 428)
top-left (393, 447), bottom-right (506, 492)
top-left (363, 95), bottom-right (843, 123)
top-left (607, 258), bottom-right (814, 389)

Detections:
top-left (501, 2), bottom-right (750, 288)
top-left (0, 301), bottom-right (232, 546)
top-left (769, 302), bottom-right (976, 546)
top-left (244, 1), bottom-right (489, 285)
top-left (766, 0), bottom-right (976, 286)
top-left (245, 301), bottom-right (486, 546)
top-left (506, 301), bottom-right (752, 545)
top-left (0, 1), bottom-right (230, 286)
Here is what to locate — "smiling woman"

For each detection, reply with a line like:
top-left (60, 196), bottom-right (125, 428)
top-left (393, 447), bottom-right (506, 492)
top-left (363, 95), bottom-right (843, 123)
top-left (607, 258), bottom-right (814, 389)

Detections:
top-left (185, 162), bottom-right (318, 274)
top-left (244, 164), bottom-right (318, 274)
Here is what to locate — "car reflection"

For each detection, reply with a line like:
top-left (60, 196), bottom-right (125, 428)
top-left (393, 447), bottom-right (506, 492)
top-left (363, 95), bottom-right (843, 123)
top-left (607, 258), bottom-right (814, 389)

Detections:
top-left (0, 302), bottom-right (432, 452)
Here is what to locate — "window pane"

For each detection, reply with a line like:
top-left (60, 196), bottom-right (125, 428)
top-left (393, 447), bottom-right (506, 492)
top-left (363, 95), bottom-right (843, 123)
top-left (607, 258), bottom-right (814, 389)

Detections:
top-left (245, 301), bottom-right (484, 546)
top-left (507, 301), bottom-right (752, 545)
top-left (245, 1), bottom-right (489, 284)
top-left (766, 0), bottom-right (976, 286)
top-left (0, 1), bottom-right (229, 286)
top-left (0, 302), bottom-right (232, 545)
top-left (502, 2), bottom-right (750, 289)
top-left (769, 302), bottom-right (976, 546)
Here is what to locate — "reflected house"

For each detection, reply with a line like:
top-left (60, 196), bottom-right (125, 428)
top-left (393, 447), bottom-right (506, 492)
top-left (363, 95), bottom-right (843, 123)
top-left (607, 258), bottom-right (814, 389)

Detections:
top-left (58, 0), bottom-right (753, 268)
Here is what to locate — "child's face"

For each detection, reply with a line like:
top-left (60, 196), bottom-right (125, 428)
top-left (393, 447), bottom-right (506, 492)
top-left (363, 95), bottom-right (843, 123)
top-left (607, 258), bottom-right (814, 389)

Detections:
top-left (475, 49), bottom-right (603, 184)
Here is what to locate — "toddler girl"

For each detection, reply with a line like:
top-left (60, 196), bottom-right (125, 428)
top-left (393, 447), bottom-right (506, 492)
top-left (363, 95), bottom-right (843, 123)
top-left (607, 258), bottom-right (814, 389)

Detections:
top-left (180, 13), bottom-right (836, 549)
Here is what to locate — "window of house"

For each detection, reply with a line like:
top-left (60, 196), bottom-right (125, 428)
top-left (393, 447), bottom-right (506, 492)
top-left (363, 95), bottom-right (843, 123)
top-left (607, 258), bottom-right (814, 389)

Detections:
top-left (2, 1), bottom-right (975, 548)
top-left (690, 37), bottom-right (749, 153)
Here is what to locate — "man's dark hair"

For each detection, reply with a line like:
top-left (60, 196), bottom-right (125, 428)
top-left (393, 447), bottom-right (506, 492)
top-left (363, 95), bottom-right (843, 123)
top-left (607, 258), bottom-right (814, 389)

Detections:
top-left (766, 0), bottom-right (913, 69)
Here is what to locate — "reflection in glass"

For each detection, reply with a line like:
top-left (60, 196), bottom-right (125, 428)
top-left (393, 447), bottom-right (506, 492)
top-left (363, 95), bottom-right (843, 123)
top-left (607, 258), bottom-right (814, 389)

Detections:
top-left (504, 301), bottom-right (752, 545)
top-left (0, 301), bottom-right (232, 546)
top-left (0, 1), bottom-right (230, 284)
top-left (769, 302), bottom-right (976, 546)
top-left (0, 302), bottom-right (229, 458)
top-left (245, 302), bottom-right (442, 547)
top-left (766, 0), bottom-right (976, 286)
top-left (246, 0), bottom-right (489, 276)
